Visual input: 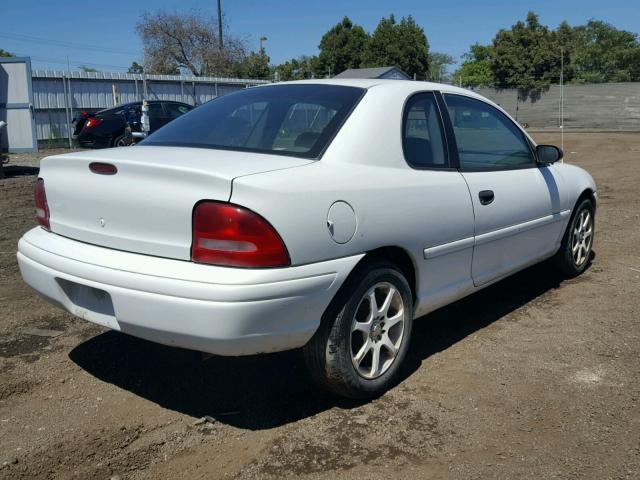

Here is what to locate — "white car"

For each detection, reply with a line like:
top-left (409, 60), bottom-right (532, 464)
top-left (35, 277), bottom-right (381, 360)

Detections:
top-left (18, 80), bottom-right (596, 398)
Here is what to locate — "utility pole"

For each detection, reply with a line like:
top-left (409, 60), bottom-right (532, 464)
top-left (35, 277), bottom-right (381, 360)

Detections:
top-left (259, 36), bottom-right (267, 52)
top-left (217, 0), bottom-right (223, 49)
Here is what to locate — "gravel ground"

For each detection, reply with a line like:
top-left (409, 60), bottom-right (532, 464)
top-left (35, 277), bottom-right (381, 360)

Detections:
top-left (1, 133), bottom-right (639, 479)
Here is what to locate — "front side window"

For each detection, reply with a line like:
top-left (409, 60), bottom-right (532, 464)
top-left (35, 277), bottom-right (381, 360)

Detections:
top-left (142, 85), bottom-right (364, 159)
top-left (402, 92), bottom-right (448, 168)
top-left (444, 94), bottom-right (534, 170)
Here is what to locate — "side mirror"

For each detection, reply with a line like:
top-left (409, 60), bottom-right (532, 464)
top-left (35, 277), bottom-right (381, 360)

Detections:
top-left (536, 144), bottom-right (563, 164)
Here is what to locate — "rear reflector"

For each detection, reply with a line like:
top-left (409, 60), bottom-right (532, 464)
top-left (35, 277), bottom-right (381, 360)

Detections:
top-left (34, 178), bottom-right (50, 230)
top-left (192, 201), bottom-right (290, 268)
top-left (89, 162), bottom-right (118, 175)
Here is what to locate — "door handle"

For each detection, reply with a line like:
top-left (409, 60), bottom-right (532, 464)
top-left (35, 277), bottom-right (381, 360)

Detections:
top-left (478, 190), bottom-right (495, 205)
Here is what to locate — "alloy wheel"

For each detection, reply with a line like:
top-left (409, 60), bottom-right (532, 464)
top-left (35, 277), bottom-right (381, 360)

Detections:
top-left (571, 209), bottom-right (593, 266)
top-left (350, 282), bottom-right (406, 379)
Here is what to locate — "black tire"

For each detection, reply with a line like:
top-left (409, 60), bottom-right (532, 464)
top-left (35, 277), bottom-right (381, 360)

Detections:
top-left (553, 197), bottom-right (595, 277)
top-left (303, 260), bottom-right (413, 399)
top-left (113, 133), bottom-right (131, 148)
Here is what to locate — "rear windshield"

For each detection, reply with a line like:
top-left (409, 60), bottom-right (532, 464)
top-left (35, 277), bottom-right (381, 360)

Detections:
top-left (97, 103), bottom-right (140, 116)
top-left (140, 84), bottom-right (365, 159)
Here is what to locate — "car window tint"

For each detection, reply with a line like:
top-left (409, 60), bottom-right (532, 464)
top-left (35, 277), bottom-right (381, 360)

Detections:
top-left (444, 94), bottom-right (534, 170)
top-left (272, 103), bottom-right (337, 152)
top-left (147, 103), bottom-right (165, 119)
top-left (402, 93), bottom-right (447, 168)
top-left (140, 84), bottom-right (364, 159)
top-left (165, 103), bottom-right (192, 119)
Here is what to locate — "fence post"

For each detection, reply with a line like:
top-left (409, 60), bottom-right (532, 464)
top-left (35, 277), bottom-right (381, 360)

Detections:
top-left (66, 59), bottom-right (73, 149)
top-left (62, 75), bottom-right (72, 149)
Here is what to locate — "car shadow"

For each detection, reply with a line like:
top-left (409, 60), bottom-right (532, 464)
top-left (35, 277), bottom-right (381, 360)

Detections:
top-left (69, 255), bottom-right (594, 430)
top-left (1, 165), bottom-right (39, 178)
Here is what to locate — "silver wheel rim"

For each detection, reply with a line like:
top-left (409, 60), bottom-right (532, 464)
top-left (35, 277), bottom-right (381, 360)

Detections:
top-left (350, 282), bottom-right (405, 380)
top-left (571, 209), bottom-right (593, 267)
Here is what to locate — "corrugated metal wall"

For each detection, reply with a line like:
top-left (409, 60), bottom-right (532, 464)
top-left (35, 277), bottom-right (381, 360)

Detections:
top-left (32, 71), bottom-right (270, 143)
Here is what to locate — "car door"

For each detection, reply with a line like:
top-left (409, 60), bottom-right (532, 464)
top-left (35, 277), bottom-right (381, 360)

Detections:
top-left (442, 93), bottom-right (565, 287)
top-left (402, 92), bottom-right (476, 315)
top-left (148, 102), bottom-right (169, 132)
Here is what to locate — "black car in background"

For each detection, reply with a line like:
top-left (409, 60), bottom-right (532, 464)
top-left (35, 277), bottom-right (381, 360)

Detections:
top-left (74, 101), bottom-right (193, 148)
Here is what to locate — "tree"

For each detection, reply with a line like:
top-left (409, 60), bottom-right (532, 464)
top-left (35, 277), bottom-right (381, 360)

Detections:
top-left (428, 52), bottom-right (455, 82)
top-left (569, 20), bottom-right (640, 82)
top-left (79, 65), bottom-right (98, 72)
top-left (239, 49), bottom-right (270, 79)
top-left (136, 10), bottom-right (247, 76)
top-left (272, 55), bottom-right (320, 81)
top-left (491, 12), bottom-right (561, 100)
top-left (128, 61), bottom-right (144, 74)
top-left (317, 17), bottom-right (369, 76)
top-left (453, 44), bottom-right (493, 87)
top-left (0, 49), bottom-right (13, 58)
top-left (362, 15), bottom-right (429, 79)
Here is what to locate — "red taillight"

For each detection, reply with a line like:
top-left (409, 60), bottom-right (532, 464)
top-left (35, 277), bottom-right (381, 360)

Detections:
top-left (84, 117), bottom-right (103, 129)
top-left (34, 178), bottom-right (50, 230)
top-left (192, 201), bottom-right (290, 268)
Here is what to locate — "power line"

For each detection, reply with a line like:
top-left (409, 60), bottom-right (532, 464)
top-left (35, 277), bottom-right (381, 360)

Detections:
top-left (14, 52), bottom-right (131, 71)
top-left (0, 32), bottom-right (138, 56)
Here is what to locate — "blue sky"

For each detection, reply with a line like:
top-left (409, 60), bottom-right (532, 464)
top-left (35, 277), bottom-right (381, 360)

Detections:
top-left (2, 0), bottom-right (638, 73)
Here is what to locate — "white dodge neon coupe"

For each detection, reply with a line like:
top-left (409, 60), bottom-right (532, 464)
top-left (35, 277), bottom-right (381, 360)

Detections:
top-left (18, 80), bottom-right (596, 398)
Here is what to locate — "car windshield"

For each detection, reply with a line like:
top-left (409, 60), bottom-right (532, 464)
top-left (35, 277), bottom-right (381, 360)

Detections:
top-left (140, 84), bottom-right (365, 159)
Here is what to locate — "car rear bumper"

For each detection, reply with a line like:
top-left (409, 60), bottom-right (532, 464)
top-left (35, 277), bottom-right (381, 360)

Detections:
top-left (17, 228), bottom-right (363, 355)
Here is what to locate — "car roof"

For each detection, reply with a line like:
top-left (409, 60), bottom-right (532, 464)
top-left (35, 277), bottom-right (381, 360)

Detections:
top-left (270, 78), bottom-right (475, 95)
top-left (255, 79), bottom-right (495, 107)
top-left (263, 78), bottom-right (504, 115)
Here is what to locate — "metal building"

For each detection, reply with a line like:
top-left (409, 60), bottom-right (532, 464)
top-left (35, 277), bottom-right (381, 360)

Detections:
top-left (0, 57), bottom-right (38, 152)
top-left (334, 66), bottom-right (410, 80)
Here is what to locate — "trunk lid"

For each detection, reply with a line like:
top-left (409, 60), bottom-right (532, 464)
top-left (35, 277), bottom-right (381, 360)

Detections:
top-left (71, 111), bottom-right (96, 136)
top-left (40, 146), bottom-right (312, 260)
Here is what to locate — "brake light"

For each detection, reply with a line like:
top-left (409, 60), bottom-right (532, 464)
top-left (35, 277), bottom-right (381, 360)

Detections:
top-left (192, 201), bottom-right (290, 268)
top-left (34, 178), bottom-right (50, 230)
top-left (84, 117), bottom-right (103, 129)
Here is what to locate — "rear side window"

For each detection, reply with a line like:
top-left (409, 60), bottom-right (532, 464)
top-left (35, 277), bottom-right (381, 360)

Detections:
top-left (141, 84), bottom-right (365, 159)
top-left (444, 94), bottom-right (534, 170)
top-left (147, 103), bottom-right (165, 119)
top-left (165, 103), bottom-right (192, 119)
top-left (402, 92), bottom-right (448, 168)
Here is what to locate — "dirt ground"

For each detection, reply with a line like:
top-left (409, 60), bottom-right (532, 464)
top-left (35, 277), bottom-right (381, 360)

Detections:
top-left (0, 133), bottom-right (638, 480)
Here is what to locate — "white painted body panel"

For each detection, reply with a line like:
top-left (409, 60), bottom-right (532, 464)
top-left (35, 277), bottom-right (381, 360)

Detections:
top-left (461, 166), bottom-right (567, 286)
top-left (18, 79), bottom-right (597, 355)
top-left (40, 146), bottom-right (312, 259)
top-left (18, 227), bottom-right (362, 355)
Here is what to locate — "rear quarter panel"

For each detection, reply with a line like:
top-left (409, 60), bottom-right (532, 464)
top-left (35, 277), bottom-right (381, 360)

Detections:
top-left (231, 82), bottom-right (476, 316)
